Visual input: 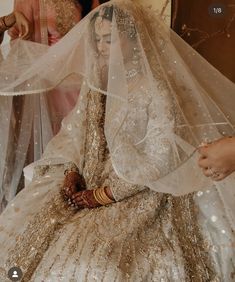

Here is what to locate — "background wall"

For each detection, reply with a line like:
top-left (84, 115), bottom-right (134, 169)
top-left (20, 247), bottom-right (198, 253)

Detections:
top-left (137, 0), bottom-right (171, 26)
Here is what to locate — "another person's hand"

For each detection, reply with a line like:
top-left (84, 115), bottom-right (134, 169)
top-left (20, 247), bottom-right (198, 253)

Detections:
top-left (14, 11), bottom-right (31, 39)
top-left (198, 136), bottom-right (235, 181)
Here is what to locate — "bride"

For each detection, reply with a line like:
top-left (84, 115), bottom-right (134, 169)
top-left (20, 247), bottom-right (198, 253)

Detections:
top-left (0, 1), bottom-right (234, 281)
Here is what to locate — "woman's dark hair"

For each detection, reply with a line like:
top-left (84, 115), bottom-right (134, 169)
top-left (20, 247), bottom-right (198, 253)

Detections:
top-left (89, 5), bottom-right (114, 55)
top-left (91, 5), bottom-right (114, 23)
top-left (75, 0), bottom-right (93, 18)
top-left (90, 5), bottom-right (137, 42)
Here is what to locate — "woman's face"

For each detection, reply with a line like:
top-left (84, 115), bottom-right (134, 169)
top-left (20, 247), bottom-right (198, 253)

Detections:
top-left (94, 14), bottom-right (137, 67)
top-left (94, 17), bottom-right (112, 61)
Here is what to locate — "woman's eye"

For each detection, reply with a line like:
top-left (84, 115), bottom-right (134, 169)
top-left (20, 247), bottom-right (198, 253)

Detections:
top-left (106, 40), bottom-right (111, 44)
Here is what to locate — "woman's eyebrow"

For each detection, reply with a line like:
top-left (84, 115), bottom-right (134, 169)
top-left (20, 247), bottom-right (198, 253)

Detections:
top-left (95, 33), bottom-right (111, 37)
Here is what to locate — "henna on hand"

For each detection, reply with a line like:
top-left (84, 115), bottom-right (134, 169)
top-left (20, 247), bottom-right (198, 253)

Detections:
top-left (70, 190), bottom-right (101, 209)
top-left (67, 187), bottom-right (115, 210)
top-left (61, 171), bottom-right (86, 200)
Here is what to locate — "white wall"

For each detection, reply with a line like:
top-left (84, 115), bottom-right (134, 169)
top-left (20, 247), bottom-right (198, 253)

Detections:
top-left (0, 0), bottom-right (14, 44)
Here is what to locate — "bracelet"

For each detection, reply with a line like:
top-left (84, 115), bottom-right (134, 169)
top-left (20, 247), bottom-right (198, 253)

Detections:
top-left (0, 17), bottom-right (7, 33)
top-left (93, 187), bottom-right (114, 206)
top-left (2, 17), bottom-right (8, 28)
top-left (3, 14), bottom-right (16, 28)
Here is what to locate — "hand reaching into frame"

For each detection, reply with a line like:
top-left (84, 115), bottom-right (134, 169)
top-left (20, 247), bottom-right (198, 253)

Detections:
top-left (198, 136), bottom-right (235, 181)
top-left (14, 11), bottom-right (32, 39)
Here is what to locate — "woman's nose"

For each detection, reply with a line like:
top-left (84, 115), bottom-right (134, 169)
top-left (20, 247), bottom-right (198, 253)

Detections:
top-left (97, 40), bottom-right (106, 52)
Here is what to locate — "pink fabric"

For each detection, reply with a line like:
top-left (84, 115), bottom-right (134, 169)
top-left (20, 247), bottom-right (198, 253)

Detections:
top-left (46, 2), bottom-right (82, 45)
top-left (9, 0), bottom-right (100, 45)
top-left (9, 0), bottom-right (100, 135)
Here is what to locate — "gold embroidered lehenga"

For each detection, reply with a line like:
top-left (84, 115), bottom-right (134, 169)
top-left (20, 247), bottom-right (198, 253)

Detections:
top-left (0, 1), bottom-right (234, 281)
top-left (0, 91), bottom-right (217, 281)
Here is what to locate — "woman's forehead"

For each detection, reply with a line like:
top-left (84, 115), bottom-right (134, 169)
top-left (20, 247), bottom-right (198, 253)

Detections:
top-left (94, 18), bottom-right (112, 35)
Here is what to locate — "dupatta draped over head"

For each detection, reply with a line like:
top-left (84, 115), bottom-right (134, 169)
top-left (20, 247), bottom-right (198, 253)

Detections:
top-left (0, 0), bottom-right (234, 227)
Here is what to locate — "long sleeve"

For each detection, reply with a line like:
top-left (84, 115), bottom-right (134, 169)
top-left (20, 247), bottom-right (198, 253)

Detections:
top-left (101, 156), bottom-right (147, 202)
top-left (106, 80), bottom-right (175, 200)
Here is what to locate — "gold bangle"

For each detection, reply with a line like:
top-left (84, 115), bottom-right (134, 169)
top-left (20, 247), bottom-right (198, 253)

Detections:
top-left (99, 187), bottom-right (114, 205)
top-left (93, 188), bottom-right (107, 205)
top-left (93, 187), bottom-right (114, 206)
top-left (93, 189), bottom-right (102, 204)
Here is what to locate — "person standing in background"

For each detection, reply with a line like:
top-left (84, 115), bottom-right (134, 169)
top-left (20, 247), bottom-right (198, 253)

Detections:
top-left (9, 0), bottom-right (100, 45)
top-left (0, 0), bottom-right (101, 213)
top-left (8, 0), bottom-right (101, 133)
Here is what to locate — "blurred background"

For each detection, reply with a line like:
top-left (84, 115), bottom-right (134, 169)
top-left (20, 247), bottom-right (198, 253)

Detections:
top-left (0, 0), bottom-right (171, 45)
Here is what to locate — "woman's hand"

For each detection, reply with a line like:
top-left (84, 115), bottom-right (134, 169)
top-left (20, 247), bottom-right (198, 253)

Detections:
top-left (67, 187), bottom-right (115, 209)
top-left (69, 190), bottom-right (101, 209)
top-left (61, 171), bottom-right (86, 200)
top-left (198, 136), bottom-right (235, 181)
top-left (14, 11), bottom-right (32, 39)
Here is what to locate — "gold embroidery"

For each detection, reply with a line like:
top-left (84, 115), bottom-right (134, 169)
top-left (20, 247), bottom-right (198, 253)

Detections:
top-left (82, 91), bottom-right (109, 189)
top-left (47, 0), bottom-right (80, 37)
top-left (172, 194), bottom-right (217, 281)
top-left (6, 190), bottom-right (76, 281)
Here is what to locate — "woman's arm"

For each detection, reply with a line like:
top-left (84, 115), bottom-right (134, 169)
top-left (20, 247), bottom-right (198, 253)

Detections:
top-left (0, 13), bottom-right (16, 34)
top-left (0, 11), bottom-right (31, 40)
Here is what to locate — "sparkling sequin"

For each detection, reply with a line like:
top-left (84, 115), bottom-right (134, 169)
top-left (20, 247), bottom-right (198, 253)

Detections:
top-left (211, 216), bottom-right (218, 222)
top-left (67, 124), bottom-right (72, 131)
top-left (47, 0), bottom-right (80, 37)
top-left (197, 191), bottom-right (203, 197)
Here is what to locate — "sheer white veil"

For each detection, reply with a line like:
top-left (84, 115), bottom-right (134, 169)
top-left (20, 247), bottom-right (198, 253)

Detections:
top-left (0, 0), bottom-right (234, 227)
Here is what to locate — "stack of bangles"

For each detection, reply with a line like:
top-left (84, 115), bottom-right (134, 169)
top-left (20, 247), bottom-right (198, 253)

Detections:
top-left (93, 187), bottom-right (115, 205)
